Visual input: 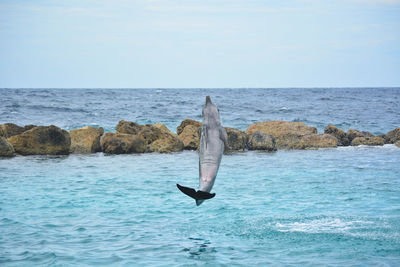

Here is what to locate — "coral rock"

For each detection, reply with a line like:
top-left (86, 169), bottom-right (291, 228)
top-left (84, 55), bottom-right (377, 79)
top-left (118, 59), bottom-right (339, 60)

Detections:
top-left (324, 125), bottom-right (349, 146)
top-left (7, 126), bottom-right (71, 155)
top-left (70, 126), bottom-right (104, 153)
top-left (0, 136), bottom-right (15, 157)
top-left (100, 133), bottom-right (146, 154)
top-left (225, 127), bottom-right (248, 152)
top-left (351, 136), bottom-right (385, 146)
top-left (247, 132), bottom-right (277, 151)
top-left (246, 121), bottom-right (317, 149)
top-left (300, 134), bottom-right (338, 150)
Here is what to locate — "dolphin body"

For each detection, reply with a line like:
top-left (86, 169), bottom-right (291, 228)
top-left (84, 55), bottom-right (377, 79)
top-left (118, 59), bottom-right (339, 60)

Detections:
top-left (177, 96), bottom-right (228, 206)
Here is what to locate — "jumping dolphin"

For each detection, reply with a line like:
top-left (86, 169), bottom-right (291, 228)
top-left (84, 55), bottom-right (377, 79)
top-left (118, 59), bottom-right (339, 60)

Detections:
top-left (177, 95), bottom-right (228, 206)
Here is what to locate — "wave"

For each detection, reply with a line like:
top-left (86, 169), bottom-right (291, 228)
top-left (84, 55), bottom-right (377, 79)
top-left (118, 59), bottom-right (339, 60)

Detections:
top-left (26, 105), bottom-right (88, 113)
top-left (336, 144), bottom-right (399, 151)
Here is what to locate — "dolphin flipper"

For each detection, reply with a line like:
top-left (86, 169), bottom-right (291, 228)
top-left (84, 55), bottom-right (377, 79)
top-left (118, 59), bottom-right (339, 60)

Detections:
top-left (219, 126), bottom-right (229, 148)
top-left (177, 184), bottom-right (216, 201)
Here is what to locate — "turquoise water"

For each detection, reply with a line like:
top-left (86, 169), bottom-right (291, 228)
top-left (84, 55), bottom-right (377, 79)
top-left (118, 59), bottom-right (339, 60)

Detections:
top-left (1, 88), bottom-right (400, 265)
top-left (1, 146), bottom-right (400, 266)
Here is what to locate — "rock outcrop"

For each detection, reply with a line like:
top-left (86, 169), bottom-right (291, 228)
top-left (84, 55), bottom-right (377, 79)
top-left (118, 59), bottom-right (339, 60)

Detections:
top-left (224, 127), bottom-right (247, 152)
top-left (0, 123), bottom-right (36, 138)
top-left (246, 121), bottom-right (317, 149)
top-left (247, 132), bottom-right (277, 151)
top-left (384, 128), bottom-right (400, 144)
top-left (116, 120), bottom-right (142, 135)
top-left (7, 126), bottom-right (71, 155)
top-left (116, 121), bottom-right (184, 153)
top-left (395, 141), bottom-right (400, 147)
top-left (176, 119), bottom-right (202, 150)
top-left (324, 125), bottom-right (349, 146)
top-left (178, 125), bottom-right (201, 150)
top-left (100, 133), bottom-right (146, 154)
top-left (300, 134), bottom-right (338, 149)
top-left (347, 129), bottom-right (374, 143)
top-left (177, 119), bottom-right (202, 135)
top-left (0, 136), bottom-right (15, 157)
top-left (147, 123), bottom-right (184, 153)
top-left (351, 136), bottom-right (385, 146)
top-left (347, 129), bottom-right (364, 143)
top-left (70, 126), bottom-right (104, 153)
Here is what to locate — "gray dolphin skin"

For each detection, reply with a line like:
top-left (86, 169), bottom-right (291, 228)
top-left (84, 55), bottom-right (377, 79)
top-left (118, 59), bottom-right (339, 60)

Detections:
top-left (177, 95), bottom-right (228, 206)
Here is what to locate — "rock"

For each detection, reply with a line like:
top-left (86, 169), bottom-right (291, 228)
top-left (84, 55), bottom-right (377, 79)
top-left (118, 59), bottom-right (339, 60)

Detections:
top-left (116, 120), bottom-right (142, 135)
top-left (247, 132), bottom-right (277, 151)
top-left (225, 127), bottom-right (247, 152)
top-left (324, 125), bottom-right (349, 146)
top-left (0, 136), bottom-right (15, 157)
top-left (384, 128), bottom-right (400, 144)
top-left (361, 131), bottom-right (374, 138)
top-left (346, 129), bottom-right (375, 143)
top-left (0, 123), bottom-right (36, 138)
top-left (116, 121), bottom-right (184, 153)
top-left (396, 141), bottom-right (400, 147)
top-left (246, 121), bottom-right (317, 149)
top-left (347, 129), bottom-right (364, 143)
top-left (70, 126), bottom-right (104, 153)
top-left (147, 123), bottom-right (184, 153)
top-left (7, 125), bottom-right (71, 155)
top-left (100, 133), bottom-right (146, 154)
top-left (177, 119), bottom-right (202, 135)
top-left (178, 124), bottom-right (201, 150)
top-left (300, 134), bottom-right (338, 149)
top-left (177, 119), bottom-right (202, 150)
top-left (351, 136), bottom-right (385, 146)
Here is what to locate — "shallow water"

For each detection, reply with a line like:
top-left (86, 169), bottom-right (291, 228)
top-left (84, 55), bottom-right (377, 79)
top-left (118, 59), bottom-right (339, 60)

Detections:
top-left (1, 146), bottom-right (400, 266)
top-left (1, 88), bottom-right (400, 266)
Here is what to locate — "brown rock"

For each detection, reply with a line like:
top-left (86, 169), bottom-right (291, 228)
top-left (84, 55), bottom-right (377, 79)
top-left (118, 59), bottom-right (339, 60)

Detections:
top-left (300, 134), bottom-right (338, 150)
top-left (100, 133), bottom-right (146, 154)
top-left (0, 136), bottom-right (15, 157)
top-left (0, 123), bottom-right (36, 138)
top-left (324, 125), bottom-right (349, 146)
top-left (70, 126), bottom-right (104, 153)
top-left (178, 124), bottom-right (201, 150)
top-left (225, 127), bottom-right (247, 152)
top-left (138, 125), bottom-right (162, 145)
top-left (351, 136), bottom-right (385, 146)
top-left (7, 126), bottom-right (71, 155)
top-left (247, 132), bottom-right (277, 151)
top-left (347, 129), bottom-right (377, 143)
top-left (116, 120), bottom-right (184, 153)
top-left (116, 120), bottom-right (142, 135)
top-left (177, 119), bottom-right (202, 135)
top-left (384, 128), bottom-right (400, 144)
top-left (395, 141), bottom-right (400, 147)
top-left (147, 123), bottom-right (184, 153)
top-left (246, 121), bottom-right (317, 149)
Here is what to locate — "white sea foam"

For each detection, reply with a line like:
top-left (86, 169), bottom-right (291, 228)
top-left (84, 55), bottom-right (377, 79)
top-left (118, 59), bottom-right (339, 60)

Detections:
top-left (336, 144), bottom-right (399, 151)
top-left (275, 218), bottom-right (373, 233)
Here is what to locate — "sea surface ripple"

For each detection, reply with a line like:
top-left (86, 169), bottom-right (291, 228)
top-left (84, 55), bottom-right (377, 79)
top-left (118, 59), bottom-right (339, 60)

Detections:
top-left (1, 88), bottom-right (400, 266)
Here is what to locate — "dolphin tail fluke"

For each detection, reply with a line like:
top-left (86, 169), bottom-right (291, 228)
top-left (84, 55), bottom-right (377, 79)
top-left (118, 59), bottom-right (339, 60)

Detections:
top-left (176, 184), bottom-right (215, 205)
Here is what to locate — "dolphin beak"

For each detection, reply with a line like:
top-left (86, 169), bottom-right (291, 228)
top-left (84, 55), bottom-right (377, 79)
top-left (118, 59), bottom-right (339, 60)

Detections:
top-left (205, 95), bottom-right (212, 105)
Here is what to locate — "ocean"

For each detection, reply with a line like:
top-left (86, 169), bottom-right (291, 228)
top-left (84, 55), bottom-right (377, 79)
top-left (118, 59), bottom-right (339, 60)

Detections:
top-left (1, 88), bottom-right (400, 266)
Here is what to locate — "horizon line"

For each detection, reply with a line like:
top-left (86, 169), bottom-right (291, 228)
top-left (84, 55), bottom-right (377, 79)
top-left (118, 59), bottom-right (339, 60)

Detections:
top-left (0, 87), bottom-right (399, 90)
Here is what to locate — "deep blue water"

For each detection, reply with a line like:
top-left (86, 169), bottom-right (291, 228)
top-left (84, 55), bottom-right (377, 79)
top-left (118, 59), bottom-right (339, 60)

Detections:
top-left (1, 88), bottom-right (400, 266)
top-left (1, 88), bottom-right (399, 134)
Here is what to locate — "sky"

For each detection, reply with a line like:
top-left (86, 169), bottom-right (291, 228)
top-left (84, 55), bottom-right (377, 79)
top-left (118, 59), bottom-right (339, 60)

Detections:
top-left (0, 0), bottom-right (399, 88)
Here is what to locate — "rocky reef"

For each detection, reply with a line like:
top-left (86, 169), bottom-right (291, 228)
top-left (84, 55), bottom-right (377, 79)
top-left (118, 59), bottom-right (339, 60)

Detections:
top-left (0, 121), bottom-right (399, 157)
top-left (7, 125), bottom-right (71, 155)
